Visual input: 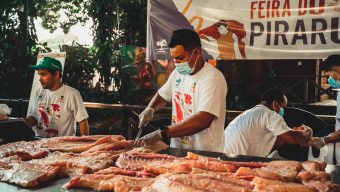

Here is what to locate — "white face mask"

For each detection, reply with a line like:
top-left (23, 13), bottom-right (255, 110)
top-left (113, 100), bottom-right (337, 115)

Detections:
top-left (174, 50), bottom-right (198, 75)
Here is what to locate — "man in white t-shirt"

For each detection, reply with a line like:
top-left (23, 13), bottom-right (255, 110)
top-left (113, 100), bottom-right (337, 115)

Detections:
top-left (23, 57), bottom-right (89, 138)
top-left (136, 29), bottom-right (227, 152)
top-left (224, 89), bottom-right (312, 157)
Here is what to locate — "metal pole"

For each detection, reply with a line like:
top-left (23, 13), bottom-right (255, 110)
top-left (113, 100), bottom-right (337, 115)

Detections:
top-left (316, 59), bottom-right (321, 102)
top-left (303, 76), bottom-right (309, 104)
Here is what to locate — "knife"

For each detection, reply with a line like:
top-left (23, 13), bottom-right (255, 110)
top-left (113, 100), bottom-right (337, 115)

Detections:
top-left (131, 111), bottom-right (143, 145)
top-left (133, 127), bottom-right (143, 145)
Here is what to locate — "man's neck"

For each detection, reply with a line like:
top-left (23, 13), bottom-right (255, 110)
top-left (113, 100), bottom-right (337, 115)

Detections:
top-left (260, 102), bottom-right (276, 112)
top-left (49, 82), bottom-right (62, 91)
top-left (190, 58), bottom-right (205, 75)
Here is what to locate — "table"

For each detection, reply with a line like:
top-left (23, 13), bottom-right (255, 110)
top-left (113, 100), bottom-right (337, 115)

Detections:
top-left (0, 117), bottom-right (34, 144)
top-left (0, 117), bottom-right (21, 124)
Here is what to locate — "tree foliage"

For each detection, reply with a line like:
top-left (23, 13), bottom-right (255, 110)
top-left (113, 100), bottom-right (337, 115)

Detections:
top-left (0, 0), bottom-right (39, 98)
top-left (87, 0), bottom-right (122, 92)
top-left (0, 0), bottom-right (147, 102)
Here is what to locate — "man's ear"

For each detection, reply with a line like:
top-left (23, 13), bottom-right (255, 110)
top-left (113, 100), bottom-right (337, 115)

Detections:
top-left (55, 71), bottom-right (61, 79)
top-left (271, 101), bottom-right (279, 112)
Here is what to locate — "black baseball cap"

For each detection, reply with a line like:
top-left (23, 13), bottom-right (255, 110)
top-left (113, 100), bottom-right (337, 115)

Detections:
top-left (321, 55), bottom-right (340, 71)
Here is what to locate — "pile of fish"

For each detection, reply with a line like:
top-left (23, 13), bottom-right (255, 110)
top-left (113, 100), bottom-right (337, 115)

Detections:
top-left (0, 135), bottom-right (339, 192)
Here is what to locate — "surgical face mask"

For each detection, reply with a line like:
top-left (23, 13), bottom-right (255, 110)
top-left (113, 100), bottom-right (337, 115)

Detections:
top-left (175, 50), bottom-right (197, 75)
top-left (278, 107), bottom-right (285, 117)
top-left (328, 76), bottom-right (340, 88)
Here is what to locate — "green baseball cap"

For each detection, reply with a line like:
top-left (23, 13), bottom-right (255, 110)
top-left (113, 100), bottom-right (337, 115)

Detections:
top-left (29, 57), bottom-right (62, 72)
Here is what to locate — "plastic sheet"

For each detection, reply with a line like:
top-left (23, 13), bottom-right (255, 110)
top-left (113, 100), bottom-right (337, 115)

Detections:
top-left (0, 104), bottom-right (11, 120)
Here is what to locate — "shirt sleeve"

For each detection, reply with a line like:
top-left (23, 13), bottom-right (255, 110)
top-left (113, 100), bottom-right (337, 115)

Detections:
top-left (157, 71), bottom-right (175, 102)
top-left (70, 90), bottom-right (89, 122)
top-left (197, 76), bottom-right (227, 118)
top-left (264, 111), bottom-right (291, 136)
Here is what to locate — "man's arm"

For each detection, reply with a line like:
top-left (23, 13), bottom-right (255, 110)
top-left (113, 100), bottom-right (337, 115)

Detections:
top-left (79, 119), bottom-right (89, 136)
top-left (324, 129), bottom-right (340, 144)
top-left (147, 93), bottom-right (168, 112)
top-left (165, 111), bottom-right (215, 138)
top-left (277, 129), bottom-right (311, 145)
top-left (309, 130), bottom-right (340, 149)
top-left (136, 111), bottom-right (216, 147)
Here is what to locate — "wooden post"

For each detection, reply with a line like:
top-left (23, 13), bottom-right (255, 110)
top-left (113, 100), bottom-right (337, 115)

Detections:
top-left (315, 59), bottom-right (321, 102)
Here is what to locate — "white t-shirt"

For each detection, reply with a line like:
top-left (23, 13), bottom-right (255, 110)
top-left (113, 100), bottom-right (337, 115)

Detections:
top-left (336, 91), bottom-right (340, 119)
top-left (224, 104), bottom-right (291, 157)
top-left (335, 91), bottom-right (340, 164)
top-left (158, 63), bottom-right (227, 152)
top-left (27, 85), bottom-right (89, 137)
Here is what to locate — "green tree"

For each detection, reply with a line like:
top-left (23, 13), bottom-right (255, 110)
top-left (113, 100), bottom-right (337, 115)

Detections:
top-left (0, 0), bottom-right (39, 98)
top-left (0, 0), bottom-right (147, 101)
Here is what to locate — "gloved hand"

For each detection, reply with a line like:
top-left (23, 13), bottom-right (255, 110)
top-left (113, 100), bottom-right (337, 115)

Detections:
top-left (309, 137), bottom-right (326, 149)
top-left (135, 129), bottom-right (162, 147)
top-left (138, 107), bottom-right (154, 128)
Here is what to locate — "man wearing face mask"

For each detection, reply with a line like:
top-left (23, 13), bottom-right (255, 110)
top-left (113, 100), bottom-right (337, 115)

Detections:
top-left (223, 88), bottom-right (312, 157)
top-left (310, 55), bottom-right (340, 152)
top-left (136, 29), bottom-right (227, 152)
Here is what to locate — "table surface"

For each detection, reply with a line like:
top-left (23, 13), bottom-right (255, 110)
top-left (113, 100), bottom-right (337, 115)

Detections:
top-left (0, 117), bottom-right (20, 125)
top-left (0, 148), bottom-right (339, 191)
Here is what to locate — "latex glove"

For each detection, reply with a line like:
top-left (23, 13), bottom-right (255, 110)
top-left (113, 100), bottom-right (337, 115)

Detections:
top-left (310, 137), bottom-right (326, 149)
top-left (135, 129), bottom-right (162, 147)
top-left (138, 107), bottom-right (154, 128)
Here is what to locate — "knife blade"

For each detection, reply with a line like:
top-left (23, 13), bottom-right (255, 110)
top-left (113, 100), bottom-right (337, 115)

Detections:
top-left (133, 127), bottom-right (143, 145)
top-left (131, 110), bottom-right (143, 145)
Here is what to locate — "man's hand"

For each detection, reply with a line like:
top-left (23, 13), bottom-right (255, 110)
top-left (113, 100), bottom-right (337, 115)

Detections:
top-left (21, 116), bottom-right (37, 127)
top-left (299, 125), bottom-right (313, 146)
top-left (135, 130), bottom-right (162, 147)
top-left (138, 107), bottom-right (154, 128)
top-left (301, 125), bottom-right (313, 138)
top-left (79, 119), bottom-right (89, 136)
top-left (309, 137), bottom-right (326, 149)
top-left (280, 125), bottom-right (313, 146)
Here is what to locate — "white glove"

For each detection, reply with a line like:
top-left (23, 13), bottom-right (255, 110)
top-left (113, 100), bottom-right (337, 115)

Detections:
top-left (135, 129), bottom-right (162, 147)
top-left (138, 107), bottom-right (154, 128)
top-left (310, 137), bottom-right (326, 149)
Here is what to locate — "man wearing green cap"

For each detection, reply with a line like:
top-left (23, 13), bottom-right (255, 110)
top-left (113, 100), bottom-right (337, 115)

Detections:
top-left (23, 57), bottom-right (89, 137)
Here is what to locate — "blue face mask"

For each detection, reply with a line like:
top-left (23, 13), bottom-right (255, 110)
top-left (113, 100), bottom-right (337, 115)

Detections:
top-left (278, 107), bottom-right (285, 117)
top-left (175, 60), bottom-right (194, 75)
top-left (328, 76), bottom-right (340, 88)
top-left (175, 50), bottom-right (197, 75)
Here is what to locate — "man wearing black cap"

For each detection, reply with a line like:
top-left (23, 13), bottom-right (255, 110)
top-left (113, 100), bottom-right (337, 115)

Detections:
top-left (310, 55), bottom-right (340, 161)
top-left (23, 57), bottom-right (89, 138)
top-left (136, 29), bottom-right (227, 152)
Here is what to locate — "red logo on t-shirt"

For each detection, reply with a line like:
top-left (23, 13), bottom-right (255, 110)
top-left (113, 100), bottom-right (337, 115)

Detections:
top-left (51, 104), bottom-right (60, 112)
top-left (174, 99), bottom-right (183, 123)
top-left (184, 94), bottom-right (192, 105)
top-left (38, 105), bottom-right (49, 127)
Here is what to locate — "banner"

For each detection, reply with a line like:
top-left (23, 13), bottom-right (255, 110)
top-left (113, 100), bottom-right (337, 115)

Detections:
top-left (147, 0), bottom-right (340, 60)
